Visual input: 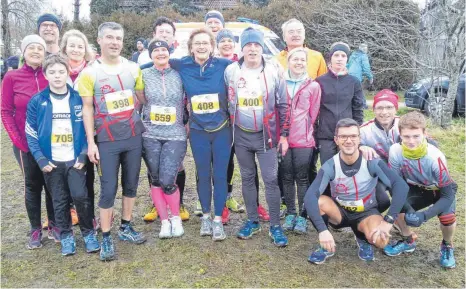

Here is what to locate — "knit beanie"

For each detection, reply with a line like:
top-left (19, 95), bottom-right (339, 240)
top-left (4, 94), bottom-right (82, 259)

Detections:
top-left (373, 89), bottom-right (399, 110)
top-left (240, 27), bottom-right (264, 50)
top-left (136, 37), bottom-right (146, 45)
top-left (204, 10), bottom-right (225, 26)
top-left (148, 39), bottom-right (170, 55)
top-left (329, 42), bottom-right (350, 58)
top-left (216, 29), bottom-right (235, 45)
top-left (37, 13), bottom-right (62, 31)
top-left (21, 35), bottom-right (46, 54)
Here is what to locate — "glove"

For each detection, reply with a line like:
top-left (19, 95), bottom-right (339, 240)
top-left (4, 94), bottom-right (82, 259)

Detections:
top-left (277, 143), bottom-right (283, 165)
top-left (405, 212), bottom-right (426, 227)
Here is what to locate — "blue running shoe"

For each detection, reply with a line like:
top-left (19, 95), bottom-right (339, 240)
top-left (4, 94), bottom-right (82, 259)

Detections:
top-left (27, 229), bottom-right (42, 250)
top-left (118, 223), bottom-right (146, 244)
top-left (383, 239), bottom-right (416, 256)
top-left (237, 220), bottom-right (261, 239)
top-left (293, 216), bottom-right (308, 234)
top-left (440, 243), bottom-right (456, 269)
top-left (269, 225), bottom-right (288, 247)
top-left (308, 247), bottom-right (335, 264)
top-left (355, 236), bottom-right (374, 261)
top-left (61, 234), bottom-right (76, 256)
top-left (283, 215), bottom-right (296, 231)
top-left (100, 235), bottom-right (115, 261)
top-left (84, 232), bottom-right (100, 253)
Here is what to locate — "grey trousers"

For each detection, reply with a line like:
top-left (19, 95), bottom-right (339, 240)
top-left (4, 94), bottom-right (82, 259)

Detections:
top-left (234, 128), bottom-right (281, 226)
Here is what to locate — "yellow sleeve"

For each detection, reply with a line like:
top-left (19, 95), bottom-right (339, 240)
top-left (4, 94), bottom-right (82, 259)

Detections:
top-left (317, 54), bottom-right (328, 77)
top-left (76, 68), bottom-right (96, 97)
top-left (134, 67), bottom-right (144, 91)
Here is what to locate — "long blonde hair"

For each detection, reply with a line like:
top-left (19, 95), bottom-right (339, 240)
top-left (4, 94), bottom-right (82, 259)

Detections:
top-left (60, 29), bottom-right (94, 62)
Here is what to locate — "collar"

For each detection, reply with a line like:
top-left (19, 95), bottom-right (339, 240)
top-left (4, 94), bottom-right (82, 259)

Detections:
top-left (374, 118), bottom-right (395, 131)
top-left (284, 44), bottom-right (308, 52)
top-left (285, 70), bottom-right (308, 82)
top-left (22, 62), bottom-right (42, 73)
top-left (237, 56), bottom-right (266, 72)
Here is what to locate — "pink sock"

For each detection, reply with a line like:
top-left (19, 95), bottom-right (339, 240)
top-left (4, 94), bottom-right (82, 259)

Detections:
top-left (164, 187), bottom-right (180, 217)
top-left (150, 186), bottom-right (168, 220)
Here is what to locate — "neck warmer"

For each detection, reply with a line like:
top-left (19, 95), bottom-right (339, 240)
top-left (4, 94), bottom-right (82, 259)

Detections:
top-left (402, 138), bottom-right (428, 160)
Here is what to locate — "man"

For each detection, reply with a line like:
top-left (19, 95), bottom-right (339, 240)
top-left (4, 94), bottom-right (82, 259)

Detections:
top-left (205, 10), bottom-right (225, 37)
top-left (225, 27), bottom-right (291, 247)
top-left (37, 13), bottom-right (62, 55)
top-left (136, 39), bottom-right (151, 66)
top-left (77, 22), bottom-right (146, 261)
top-left (347, 43), bottom-right (373, 108)
top-left (131, 38), bottom-right (146, 63)
top-left (386, 111), bottom-right (457, 269)
top-left (304, 118), bottom-right (408, 264)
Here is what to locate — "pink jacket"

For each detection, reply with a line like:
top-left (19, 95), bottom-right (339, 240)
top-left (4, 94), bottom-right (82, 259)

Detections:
top-left (1, 64), bottom-right (48, 152)
top-left (288, 78), bottom-right (321, 148)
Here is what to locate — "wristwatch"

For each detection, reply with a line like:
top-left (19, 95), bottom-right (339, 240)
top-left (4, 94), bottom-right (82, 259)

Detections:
top-left (383, 214), bottom-right (395, 224)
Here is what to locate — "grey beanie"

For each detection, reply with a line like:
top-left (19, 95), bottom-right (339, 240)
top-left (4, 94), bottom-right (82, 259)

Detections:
top-left (240, 27), bottom-right (264, 50)
top-left (21, 35), bottom-right (46, 54)
top-left (204, 10), bottom-right (225, 26)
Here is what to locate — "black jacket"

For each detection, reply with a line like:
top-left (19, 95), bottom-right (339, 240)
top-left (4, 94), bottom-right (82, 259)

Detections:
top-left (315, 70), bottom-right (364, 140)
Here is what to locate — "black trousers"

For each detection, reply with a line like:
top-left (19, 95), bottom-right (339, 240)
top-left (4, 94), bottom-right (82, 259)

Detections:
top-left (13, 146), bottom-right (55, 230)
top-left (43, 161), bottom-right (94, 238)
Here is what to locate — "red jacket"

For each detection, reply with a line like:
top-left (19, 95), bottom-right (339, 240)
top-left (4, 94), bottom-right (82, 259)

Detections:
top-left (288, 78), bottom-right (321, 148)
top-left (1, 64), bottom-right (48, 152)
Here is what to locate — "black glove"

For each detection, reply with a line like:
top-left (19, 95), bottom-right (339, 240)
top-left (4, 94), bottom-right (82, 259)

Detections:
top-left (277, 143), bottom-right (283, 165)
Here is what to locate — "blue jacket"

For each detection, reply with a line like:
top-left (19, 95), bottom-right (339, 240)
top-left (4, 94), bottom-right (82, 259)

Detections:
top-left (26, 84), bottom-right (88, 169)
top-left (347, 50), bottom-right (373, 83)
top-left (169, 56), bottom-right (232, 132)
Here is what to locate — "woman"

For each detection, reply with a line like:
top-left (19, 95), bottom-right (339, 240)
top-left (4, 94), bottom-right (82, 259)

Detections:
top-left (1, 35), bottom-right (57, 249)
top-left (139, 39), bottom-right (187, 238)
top-left (169, 28), bottom-right (232, 241)
top-left (281, 48), bottom-right (321, 234)
top-left (60, 29), bottom-right (96, 228)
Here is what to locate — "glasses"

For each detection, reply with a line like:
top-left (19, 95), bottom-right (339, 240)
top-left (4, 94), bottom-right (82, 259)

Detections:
top-left (40, 23), bottom-right (58, 29)
top-left (336, 134), bottom-right (359, 141)
top-left (193, 42), bottom-right (210, 47)
top-left (374, 105), bottom-right (396, 112)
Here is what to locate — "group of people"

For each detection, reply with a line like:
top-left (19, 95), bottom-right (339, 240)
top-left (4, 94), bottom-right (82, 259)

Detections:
top-left (0, 10), bottom-right (457, 269)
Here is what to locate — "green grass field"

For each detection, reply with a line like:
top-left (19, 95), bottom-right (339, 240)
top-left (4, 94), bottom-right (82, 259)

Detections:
top-left (1, 109), bottom-right (464, 288)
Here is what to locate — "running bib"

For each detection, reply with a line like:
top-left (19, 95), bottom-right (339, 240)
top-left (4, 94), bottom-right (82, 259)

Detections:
top-left (150, 106), bottom-right (176, 125)
top-left (336, 197), bottom-right (364, 213)
top-left (238, 95), bottom-right (263, 110)
top-left (105, 89), bottom-right (134, 114)
top-left (191, 93), bottom-right (219, 114)
top-left (51, 123), bottom-right (73, 148)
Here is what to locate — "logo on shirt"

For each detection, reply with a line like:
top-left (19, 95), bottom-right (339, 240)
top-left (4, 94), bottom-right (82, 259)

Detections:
top-left (74, 105), bottom-right (83, 119)
top-left (238, 77), bottom-right (246, 89)
top-left (41, 101), bottom-right (47, 106)
top-left (101, 84), bottom-right (116, 95)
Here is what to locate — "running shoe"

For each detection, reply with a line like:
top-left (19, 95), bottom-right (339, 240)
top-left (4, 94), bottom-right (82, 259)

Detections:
top-left (200, 215), bottom-right (212, 236)
top-left (70, 208), bottom-right (79, 226)
top-left (355, 236), bottom-right (374, 261)
top-left (47, 226), bottom-right (60, 243)
top-left (159, 219), bottom-right (172, 239)
top-left (194, 201), bottom-right (203, 217)
top-left (143, 207), bottom-right (158, 222)
top-left (383, 240), bottom-right (416, 256)
top-left (257, 205), bottom-right (270, 222)
top-left (222, 207), bottom-right (230, 224)
top-left (100, 235), bottom-right (115, 261)
top-left (440, 243), bottom-right (456, 269)
top-left (84, 232), bottom-right (100, 253)
top-left (212, 220), bottom-right (226, 241)
top-left (170, 216), bottom-right (184, 237)
top-left (283, 215), bottom-right (296, 231)
top-left (279, 203), bottom-right (287, 219)
top-left (118, 223), bottom-right (146, 244)
top-left (294, 216), bottom-right (308, 234)
top-left (60, 234), bottom-right (76, 256)
top-left (27, 229), bottom-right (42, 250)
top-left (308, 247), bottom-right (335, 265)
top-left (237, 220), bottom-right (261, 239)
top-left (269, 225), bottom-right (288, 247)
top-left (179, 205), bottom-right (190, 221)
top-left (226, 196), bottom-right (245, 213)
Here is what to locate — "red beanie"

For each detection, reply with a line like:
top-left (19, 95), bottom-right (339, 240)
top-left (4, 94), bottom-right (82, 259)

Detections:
top-left (373, 89), bottom-right (399, 110)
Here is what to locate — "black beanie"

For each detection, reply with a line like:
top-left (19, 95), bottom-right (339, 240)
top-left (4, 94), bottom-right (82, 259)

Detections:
top-left (329, 43), bottom-right (350, 58)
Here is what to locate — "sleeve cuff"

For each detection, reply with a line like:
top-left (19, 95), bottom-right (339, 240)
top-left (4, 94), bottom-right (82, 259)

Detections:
top-left (37, 158), bottom-right (49, 170)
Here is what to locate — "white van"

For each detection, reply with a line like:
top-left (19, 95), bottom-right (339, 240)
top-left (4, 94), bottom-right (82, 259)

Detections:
top-left (171, 21), bottom-right (286, 59)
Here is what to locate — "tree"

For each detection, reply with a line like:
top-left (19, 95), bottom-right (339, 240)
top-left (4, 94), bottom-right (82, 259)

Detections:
top-left (74, 0), bottom-right (81, 24)
top-left (90, 0), bottom-right (119, 16)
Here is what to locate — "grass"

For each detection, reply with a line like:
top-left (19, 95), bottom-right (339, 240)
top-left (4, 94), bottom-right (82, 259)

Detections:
top-left (1, 110), bottom-right (465, 288)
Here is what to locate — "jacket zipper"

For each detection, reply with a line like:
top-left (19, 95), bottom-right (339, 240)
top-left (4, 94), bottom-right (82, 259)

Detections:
top-left (35, 71), bottom-right (40, 92)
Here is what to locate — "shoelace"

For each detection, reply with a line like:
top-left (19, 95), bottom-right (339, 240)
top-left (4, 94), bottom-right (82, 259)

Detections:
top-left (296, 217), bottom-right (306, 227)
top-left (442, 245), bottom-right (452, 259)
top-left (272, 227), bottom-right (285, 238)
top-left (31, 230), bottom-right (41, 241)
top-left (63, 236), bottom-right (74, 246)
top-left (103, 237), bottom-right (112, 251)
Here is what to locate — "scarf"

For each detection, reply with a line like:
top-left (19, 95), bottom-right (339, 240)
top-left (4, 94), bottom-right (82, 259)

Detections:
top-left (401, 138), bottom-right (428, 160)
top-left (69, 60), bottom-right (86, 78)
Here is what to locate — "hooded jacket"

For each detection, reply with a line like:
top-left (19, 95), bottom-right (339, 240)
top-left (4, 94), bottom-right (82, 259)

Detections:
top-left (1, 63), bottom-right (48, 152)
top-left (225, 56), bottom-right (290, 149)
top-left (347, 50), bottom-right (373, 82)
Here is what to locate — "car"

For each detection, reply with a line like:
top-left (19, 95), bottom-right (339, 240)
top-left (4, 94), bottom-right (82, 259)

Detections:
top-left (171, 19), bottom-right (286, 59)
top-left (404, 64), bottom-right (465, 117)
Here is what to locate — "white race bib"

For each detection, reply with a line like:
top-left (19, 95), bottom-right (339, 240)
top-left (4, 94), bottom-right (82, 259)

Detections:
top-left (51, 120), bottom-right (73, 148)
top-left (336, 197), bottom-right (364, 212)
top-left (150, 106), bottom-right (176, 125)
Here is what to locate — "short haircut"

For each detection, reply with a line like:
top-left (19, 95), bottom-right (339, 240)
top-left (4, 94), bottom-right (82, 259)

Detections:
top-left (335, 118), bottom-right (359, 135)
top-left (398, 111), bottom-right (426, 132)
top-left (98, 22), bottom-right (124, 38)
top-left (152, 17), bottom-right (176, 34)
top-left (281, 18), bottom-right (304, 38)
top-left (60, 29), bottom-right (94, 62)
top-left (43, 54), bottom-right (70, 73)
top-left (187, 28), bottom-right (215, 55)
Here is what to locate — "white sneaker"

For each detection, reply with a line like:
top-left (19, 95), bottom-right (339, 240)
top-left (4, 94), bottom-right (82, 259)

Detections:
top-left (170, 216), bottom-right (184, 237)
top-left (159, 219), bottom-right (172, 239)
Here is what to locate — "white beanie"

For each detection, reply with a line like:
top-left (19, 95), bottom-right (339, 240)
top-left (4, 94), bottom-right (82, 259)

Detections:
top-left (21, 35), bottom-right (46, 54)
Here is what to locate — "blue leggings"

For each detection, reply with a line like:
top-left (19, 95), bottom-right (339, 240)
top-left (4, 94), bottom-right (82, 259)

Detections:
top-left (189, 126), bottom-right (232, 216)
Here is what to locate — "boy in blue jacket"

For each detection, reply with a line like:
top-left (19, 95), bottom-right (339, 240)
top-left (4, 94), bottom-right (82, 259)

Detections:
top-left (26, 55), bottom-right (99, 256)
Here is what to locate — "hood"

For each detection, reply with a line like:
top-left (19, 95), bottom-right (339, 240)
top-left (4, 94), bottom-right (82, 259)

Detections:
top-left (285, 70), bottom-right (308, 83)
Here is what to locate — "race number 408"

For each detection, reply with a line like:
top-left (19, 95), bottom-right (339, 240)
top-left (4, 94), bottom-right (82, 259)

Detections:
top-left (191, 93), bottom-right (220, 114)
